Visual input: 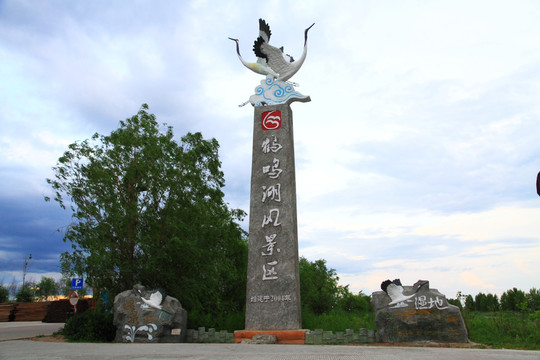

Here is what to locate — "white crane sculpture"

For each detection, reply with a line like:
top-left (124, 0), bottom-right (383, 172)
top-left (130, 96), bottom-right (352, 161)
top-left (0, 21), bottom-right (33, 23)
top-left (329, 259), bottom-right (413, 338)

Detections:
top-left (138, 289), bottom-right (164, 310)
top-left (229, 19), bottom-right (314, 82)
top-left (228, 19), bottom-right (279, 78)
top-left (229, 19), bottom-right (314, 106)
top-left (381, 279), bottom-right (421, 306)
top-left (253, 21), bottom-right (315, 82)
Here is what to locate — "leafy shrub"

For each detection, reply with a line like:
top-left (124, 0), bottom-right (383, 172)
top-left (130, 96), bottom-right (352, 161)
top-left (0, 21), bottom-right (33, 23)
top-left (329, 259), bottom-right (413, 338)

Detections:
top-left (62, 310), bottom-right (116, 342)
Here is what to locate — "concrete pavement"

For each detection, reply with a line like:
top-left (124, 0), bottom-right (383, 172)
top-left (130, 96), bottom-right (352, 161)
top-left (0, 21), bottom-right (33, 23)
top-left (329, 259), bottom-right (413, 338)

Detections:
top-left (0, 322), bottom-right (64, 341)
top-left (1, 341), bottom-right (539, 360)
top-left (1, 323), bottom-right (539, 360)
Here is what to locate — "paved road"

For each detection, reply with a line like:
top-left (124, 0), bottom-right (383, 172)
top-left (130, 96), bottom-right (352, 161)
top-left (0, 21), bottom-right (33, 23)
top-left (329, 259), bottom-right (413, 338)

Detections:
top-left (1, 341), bottom-right (539, 360)
top-left (1, 323), bottom-right (538, 360)
top-left (0, 322), bottom-right (64, 341)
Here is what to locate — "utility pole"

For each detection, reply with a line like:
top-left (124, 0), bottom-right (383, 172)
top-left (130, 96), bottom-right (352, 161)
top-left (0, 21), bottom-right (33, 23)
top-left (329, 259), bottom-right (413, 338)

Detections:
top-left (22, 253), bottom-right (32, 289)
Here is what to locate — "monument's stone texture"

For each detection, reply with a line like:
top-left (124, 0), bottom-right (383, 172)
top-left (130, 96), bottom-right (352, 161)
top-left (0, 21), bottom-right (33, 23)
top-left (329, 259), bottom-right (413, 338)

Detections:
top-left (371, 280), bottom-right (468, 343)
top-left (113, 285), bottom-right (187, 343)
top-left (244, 103), bottom-right (302, 330)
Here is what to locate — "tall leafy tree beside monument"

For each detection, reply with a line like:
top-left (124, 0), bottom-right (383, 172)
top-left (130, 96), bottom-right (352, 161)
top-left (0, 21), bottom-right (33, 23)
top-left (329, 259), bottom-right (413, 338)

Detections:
top-left (46, 104), bottom-right (247, 318)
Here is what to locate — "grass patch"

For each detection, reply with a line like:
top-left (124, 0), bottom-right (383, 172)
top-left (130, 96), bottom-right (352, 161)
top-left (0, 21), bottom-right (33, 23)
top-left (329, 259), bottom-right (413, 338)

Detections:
top-left (187, 310), bottom-right (245, 333)
top-left (464, 311), bottom-right (540, 350)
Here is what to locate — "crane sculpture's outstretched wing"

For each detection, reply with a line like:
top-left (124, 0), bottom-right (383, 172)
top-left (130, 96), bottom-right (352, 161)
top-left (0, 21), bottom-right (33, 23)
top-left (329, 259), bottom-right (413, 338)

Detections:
top-left (229, 19), bottom-right (280, 78)
top-left (259, 18), bottom-right (271, 43)
top-left (138, 289), bottom-right (164, 310)
top-left (253, 37), bottom-right (288, 74)
top-left (253, 22), bottom-right (314, 82)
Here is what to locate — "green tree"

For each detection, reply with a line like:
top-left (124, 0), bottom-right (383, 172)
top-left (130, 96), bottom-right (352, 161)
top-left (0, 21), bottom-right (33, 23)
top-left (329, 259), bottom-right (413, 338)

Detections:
top-left (447, 298), bottom-right (463, 309)
top-left (485, 293), bottom-right (500, 312)
top-left (0, 285), bottom-right (9, 302)
top-left (501, 288), bottom-right (527, 311)
top-left (465, 294), bottom-right (475, 310)
top-left (16, 286), bottom-right (33, 302)
top-left (299, 257), bottom-right (340, 314)
top-left (472, 292), bottom-right (499, 312)
top-left (475, 292), bottom-right (487, 311)
top-left (46, 104), bottom-right (247, 319)
top-left (336, 288), bottom-right (372, 313)
top-left (526, 288), bottom-right (540, 311)
top-left (36, 277), bottom-right (59, 301)
top-left (448, 291), bottom-right (465, 309)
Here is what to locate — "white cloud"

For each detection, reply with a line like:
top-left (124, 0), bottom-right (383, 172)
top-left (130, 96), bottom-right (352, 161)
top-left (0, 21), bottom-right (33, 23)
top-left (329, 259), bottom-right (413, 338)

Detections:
top-left (414, 205), bottom-right (540, 241)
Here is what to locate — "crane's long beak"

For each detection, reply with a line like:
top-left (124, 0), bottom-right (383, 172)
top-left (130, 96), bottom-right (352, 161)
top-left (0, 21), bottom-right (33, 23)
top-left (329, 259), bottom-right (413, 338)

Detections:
top-left (304, 23), bottom-right (315, 43)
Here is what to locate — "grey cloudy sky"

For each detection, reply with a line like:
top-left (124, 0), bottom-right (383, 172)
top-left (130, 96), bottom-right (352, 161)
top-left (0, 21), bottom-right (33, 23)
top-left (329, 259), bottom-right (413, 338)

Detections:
top-left (1, 0), bottom-right (539, 297)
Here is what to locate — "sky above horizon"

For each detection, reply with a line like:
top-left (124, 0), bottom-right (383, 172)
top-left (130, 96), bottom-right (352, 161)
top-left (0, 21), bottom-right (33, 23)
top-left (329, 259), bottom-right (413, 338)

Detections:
top-left (1, 0), bottom-right (539, 298)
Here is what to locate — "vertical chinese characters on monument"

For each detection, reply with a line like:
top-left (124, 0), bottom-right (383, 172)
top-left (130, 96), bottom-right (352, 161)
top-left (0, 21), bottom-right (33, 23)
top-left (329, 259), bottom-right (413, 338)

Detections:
top-left (245, 105), bottom-right (302, 330)
top-left (255, 113), bottom-right (289, 296)
top-left (260, 126), bottom-right (284, 283)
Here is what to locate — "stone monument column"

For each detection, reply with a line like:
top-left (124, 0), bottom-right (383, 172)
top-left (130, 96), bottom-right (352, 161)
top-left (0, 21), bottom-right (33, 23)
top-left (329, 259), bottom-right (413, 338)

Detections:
top-left (245, 103), bottom-right (301, 330)
top-left (228, 18), bottom-right (314, 343)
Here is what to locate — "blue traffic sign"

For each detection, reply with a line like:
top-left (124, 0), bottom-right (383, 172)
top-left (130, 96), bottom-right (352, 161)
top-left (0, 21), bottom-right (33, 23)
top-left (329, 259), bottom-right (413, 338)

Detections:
top-left (71, 278), bottom-right (84, 290)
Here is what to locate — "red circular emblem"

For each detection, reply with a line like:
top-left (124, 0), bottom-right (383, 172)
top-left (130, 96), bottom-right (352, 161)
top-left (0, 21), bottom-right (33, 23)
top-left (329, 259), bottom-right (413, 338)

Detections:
top-left (262, 110), bottom-right (281, 130)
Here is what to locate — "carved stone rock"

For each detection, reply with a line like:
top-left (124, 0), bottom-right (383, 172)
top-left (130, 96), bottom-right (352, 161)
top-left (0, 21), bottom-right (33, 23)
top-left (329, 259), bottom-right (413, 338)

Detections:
top-left (371, 280), bottom-right (468, 343)
top-left (113, 285), bottom-right (187, 343)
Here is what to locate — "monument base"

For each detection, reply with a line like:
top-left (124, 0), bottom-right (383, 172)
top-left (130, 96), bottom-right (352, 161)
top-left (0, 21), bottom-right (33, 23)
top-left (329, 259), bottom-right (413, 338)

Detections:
top-left (234, 330), bottom-right (307, 344)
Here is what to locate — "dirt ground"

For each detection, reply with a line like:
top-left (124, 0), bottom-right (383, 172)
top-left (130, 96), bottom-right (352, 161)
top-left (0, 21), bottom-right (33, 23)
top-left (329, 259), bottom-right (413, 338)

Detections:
top-left (29, 334), bottom-right (67, 342)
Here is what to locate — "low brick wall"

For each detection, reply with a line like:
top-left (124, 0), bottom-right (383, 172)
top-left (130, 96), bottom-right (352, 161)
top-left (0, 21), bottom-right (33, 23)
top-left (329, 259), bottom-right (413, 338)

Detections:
top-left (305, 328), bottom-right (378, 345)
top-left (185, 327), bottom-right (235, 343)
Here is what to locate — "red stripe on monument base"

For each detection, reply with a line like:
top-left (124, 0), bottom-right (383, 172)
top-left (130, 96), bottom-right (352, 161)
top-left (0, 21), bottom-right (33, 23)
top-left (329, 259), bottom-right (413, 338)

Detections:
top-left (234, 330), bottom-right (307, 344)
